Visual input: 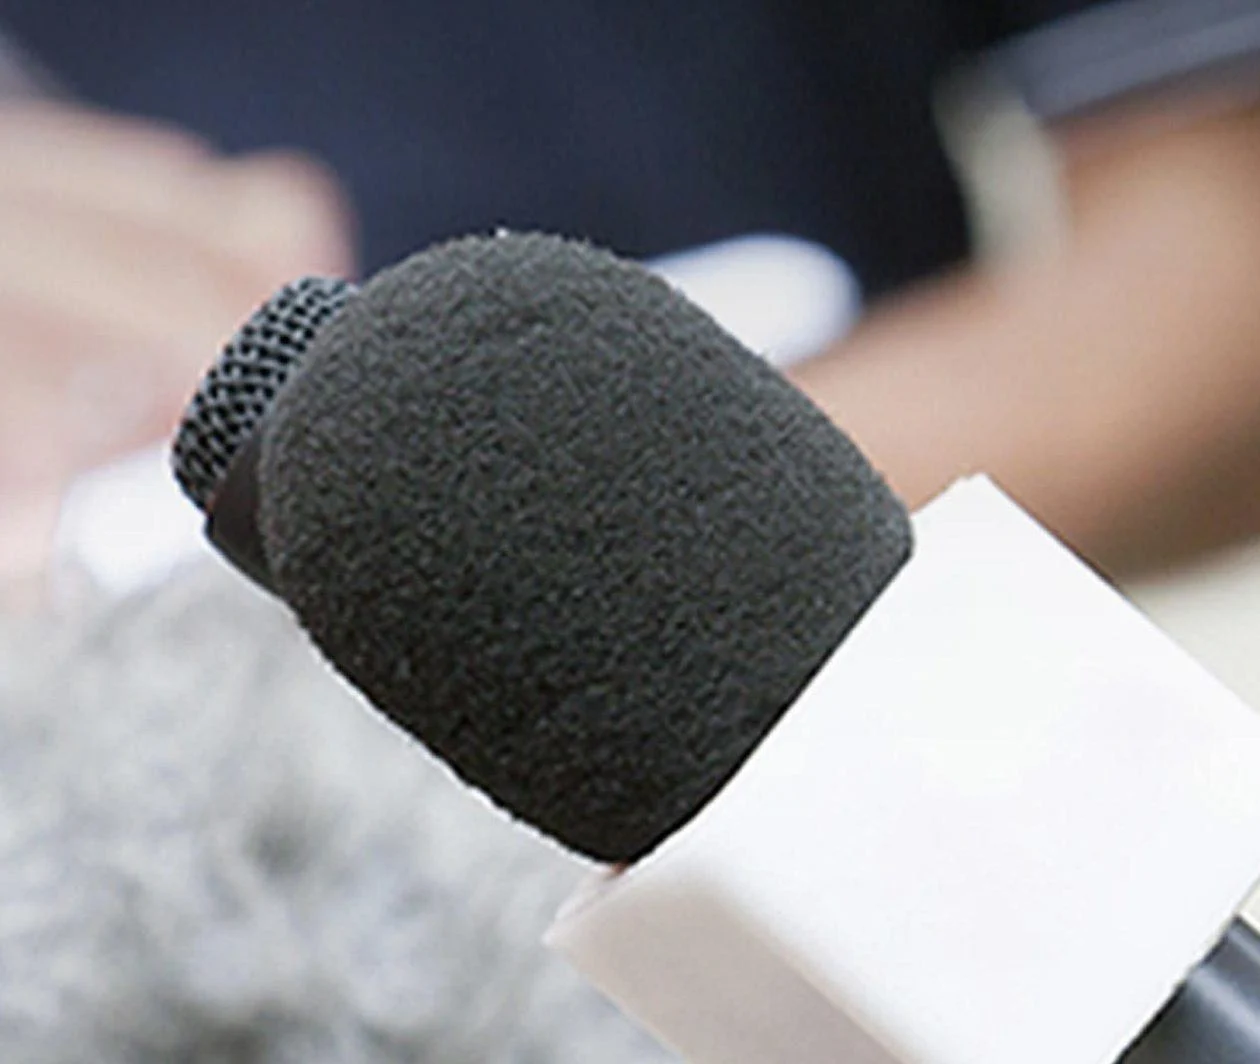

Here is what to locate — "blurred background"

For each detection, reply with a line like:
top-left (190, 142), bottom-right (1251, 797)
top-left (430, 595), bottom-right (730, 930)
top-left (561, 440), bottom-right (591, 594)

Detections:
top-left (1, 1), bottom-right (1259, 1060)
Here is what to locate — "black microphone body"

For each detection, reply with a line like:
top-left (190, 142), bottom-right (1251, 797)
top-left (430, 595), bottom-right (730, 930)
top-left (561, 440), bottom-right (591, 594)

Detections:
top-left (172, 232), bottom-right (1260, 1064)
top-left (178, 233), bottom-right (911, 863)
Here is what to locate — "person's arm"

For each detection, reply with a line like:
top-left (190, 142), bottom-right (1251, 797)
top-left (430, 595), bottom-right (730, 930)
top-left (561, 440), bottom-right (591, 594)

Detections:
top-left (789, 100), bottom-right (1260, 575)
top-left (0, 99), bottom-right (354, 590)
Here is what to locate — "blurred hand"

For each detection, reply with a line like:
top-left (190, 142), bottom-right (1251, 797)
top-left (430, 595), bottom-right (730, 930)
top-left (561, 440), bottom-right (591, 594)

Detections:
top-left (0, 100), bottom-right (355, 588)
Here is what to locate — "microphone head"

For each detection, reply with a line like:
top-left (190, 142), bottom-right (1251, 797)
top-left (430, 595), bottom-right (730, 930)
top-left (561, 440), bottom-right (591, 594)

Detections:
top-left (171, 276), bottom-right (355, 513)
top-left (178, 232), bottom-right (912, 862)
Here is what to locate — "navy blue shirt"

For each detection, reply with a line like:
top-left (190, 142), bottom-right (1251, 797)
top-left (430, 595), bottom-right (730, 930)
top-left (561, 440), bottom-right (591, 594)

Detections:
top-left (0, 1), bottom-right (1109, 293)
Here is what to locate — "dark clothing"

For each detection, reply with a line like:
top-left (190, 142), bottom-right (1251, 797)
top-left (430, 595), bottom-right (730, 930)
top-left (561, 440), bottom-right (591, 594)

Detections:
top-left (0, 2), bottom-right (1128, 293)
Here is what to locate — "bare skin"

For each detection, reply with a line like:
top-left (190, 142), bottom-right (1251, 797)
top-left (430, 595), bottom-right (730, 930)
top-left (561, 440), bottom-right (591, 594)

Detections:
top-left (0, 101), bottom-right (355, 584)
top-left (790, 104), bottom-right (1260, 576)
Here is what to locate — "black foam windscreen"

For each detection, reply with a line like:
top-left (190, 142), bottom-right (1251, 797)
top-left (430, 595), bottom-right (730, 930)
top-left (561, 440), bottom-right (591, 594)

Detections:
top-left (243, 233), bottom-right (911, 862)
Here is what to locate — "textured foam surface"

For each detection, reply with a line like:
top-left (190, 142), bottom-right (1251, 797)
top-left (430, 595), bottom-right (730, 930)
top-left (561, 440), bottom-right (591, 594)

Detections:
top-left (172, 277), bottom-right (356, 512)
top-left (257, 233), bottom-right (912, 861)
top-left (0, 567), bottom-right (672, 1063)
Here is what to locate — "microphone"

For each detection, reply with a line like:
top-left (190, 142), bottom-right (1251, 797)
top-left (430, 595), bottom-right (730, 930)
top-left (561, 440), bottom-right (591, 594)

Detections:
top-left (172, 232), bottom-right (1260, 1064)
top-left (173, 232), bottom-right (912, 863)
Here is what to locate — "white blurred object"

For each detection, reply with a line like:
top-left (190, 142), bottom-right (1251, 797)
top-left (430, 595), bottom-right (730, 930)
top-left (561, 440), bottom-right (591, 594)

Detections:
top-left (649, 234), bottom-right (861, 368)
top-left (51, 444), bottom-right (211, 600)
top-left (51, 234), bottom-right (861, 598)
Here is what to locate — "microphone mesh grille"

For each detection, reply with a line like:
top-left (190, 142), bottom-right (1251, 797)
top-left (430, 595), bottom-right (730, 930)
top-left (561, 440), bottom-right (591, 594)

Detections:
top-left (171, 276), bottom-right (355, 513)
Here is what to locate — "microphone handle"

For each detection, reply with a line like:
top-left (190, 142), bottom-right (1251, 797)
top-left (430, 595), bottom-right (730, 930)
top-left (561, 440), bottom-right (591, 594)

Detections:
top-left (1124, 918), bottom-right (1260, 1063)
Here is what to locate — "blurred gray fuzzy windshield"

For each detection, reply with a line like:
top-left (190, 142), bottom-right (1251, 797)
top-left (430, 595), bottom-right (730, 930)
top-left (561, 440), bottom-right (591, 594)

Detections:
top-left (0, 566), bottom-right (671, 1064)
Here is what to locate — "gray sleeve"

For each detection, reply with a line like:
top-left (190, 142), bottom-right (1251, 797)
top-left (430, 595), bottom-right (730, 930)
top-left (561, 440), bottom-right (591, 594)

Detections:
top-left (987, 0), bottom-right (1260, 122)
top-left (0, 27), bottom-right (63, 99)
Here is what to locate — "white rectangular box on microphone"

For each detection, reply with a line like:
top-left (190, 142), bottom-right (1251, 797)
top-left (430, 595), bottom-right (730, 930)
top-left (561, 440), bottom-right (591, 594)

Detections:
top-left (547, 477), bottom-right (1260, 1064)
